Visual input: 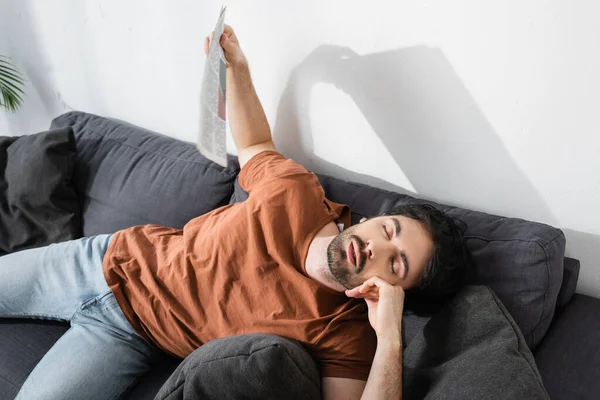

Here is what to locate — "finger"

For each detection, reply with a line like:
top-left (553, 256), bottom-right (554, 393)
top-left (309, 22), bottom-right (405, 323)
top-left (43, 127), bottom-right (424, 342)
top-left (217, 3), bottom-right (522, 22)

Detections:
top-left (346, 290), bottom-right (377, 299)
top-left (205, 32), bottom-right (215, 53)
top-left (348, 293), bottom-right (379, 302)
top-left (346, 288), bottom-right (374, 298)
top-left (363, 276), bottom-right (386, 286)
top-left (345, 288), bottom-right (361, 298)
top-left (362, 288), bottom-right (380, 301)
top-left (223, 24), bottom-right (235, 38)
top-left (362, 276), bottom-right (394, 292)
top-left (220, 33), bottom-right (237, 53)
top-left (346, 279), bottom-right (379, 296)
top-left (359, 282), bottom-right (377, 293)
top-left (223, 24), bottom-right (240, 46)
top-left (346, 282), bottom-right (370, 296)
top-left (347, 286), bottom-right (379, 300)
top-left (219, 33), bottom-right (229, 47)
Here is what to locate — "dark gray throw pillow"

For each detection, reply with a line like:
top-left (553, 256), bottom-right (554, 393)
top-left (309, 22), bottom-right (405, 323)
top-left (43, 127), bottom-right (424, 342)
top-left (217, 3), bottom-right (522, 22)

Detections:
top-left (404, 286), bottom-right (550, 399)
top-left (154, 333), bottom-right (321, 400)
top-left (0, 127), bottom-right (81, 255)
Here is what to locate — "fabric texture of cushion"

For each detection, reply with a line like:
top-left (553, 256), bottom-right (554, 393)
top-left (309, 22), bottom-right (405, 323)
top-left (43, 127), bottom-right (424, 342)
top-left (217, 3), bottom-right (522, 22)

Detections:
top-left (50, 112), bottom-right (240, 236)
top-left (0, 319), bottom-right (69, 399)
top-left (404, 285), bottom-right (550, 399)
top-left (0, 127), bottom-right (81, 255)
top-left (154, 333), bottom-right (321, 400)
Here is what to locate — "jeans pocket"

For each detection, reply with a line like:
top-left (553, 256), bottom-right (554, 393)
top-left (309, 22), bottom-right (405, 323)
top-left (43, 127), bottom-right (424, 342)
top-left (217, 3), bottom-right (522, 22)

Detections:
top-left (76, 289), bottom-right (111, 314)
top-left (99, 292), bottom-right (122, 312)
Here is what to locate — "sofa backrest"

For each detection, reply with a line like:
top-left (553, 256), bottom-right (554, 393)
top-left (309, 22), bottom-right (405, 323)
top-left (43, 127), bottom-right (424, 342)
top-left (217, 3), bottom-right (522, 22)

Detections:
top-left (50, 112), bottom-right (239, 235)
top-left (51, 111), bottom-right (566, 350)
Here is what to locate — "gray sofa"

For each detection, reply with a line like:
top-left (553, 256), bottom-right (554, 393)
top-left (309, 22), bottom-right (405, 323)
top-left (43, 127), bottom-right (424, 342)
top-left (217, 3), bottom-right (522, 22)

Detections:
top-left (0, 111), bottom-right (598, 399)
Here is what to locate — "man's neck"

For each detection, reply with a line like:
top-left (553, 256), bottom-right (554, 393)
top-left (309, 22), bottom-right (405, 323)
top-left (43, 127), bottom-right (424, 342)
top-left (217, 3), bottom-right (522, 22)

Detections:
top-left (305, 222), bottom-right (346, 292)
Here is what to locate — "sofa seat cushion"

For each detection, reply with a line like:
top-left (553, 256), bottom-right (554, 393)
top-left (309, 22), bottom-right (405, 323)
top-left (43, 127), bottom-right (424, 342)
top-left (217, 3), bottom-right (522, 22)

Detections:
top-left (0, 319), bottom-right (182, 400)
top-left (534, 294), bottom-right (600, 400)
top-left (0, 320), bottom-right (69, 399)
top-left (50, 112), bottom-right (240, 235)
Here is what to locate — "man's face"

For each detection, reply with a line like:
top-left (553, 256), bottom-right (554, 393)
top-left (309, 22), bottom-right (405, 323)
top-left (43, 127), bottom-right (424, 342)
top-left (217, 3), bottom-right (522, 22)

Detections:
top-left (327, 215), bottom-right (435, 290)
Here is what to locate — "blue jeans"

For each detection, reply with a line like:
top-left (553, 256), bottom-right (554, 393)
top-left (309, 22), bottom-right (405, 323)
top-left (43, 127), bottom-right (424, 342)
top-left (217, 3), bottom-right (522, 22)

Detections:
top-left (0, 235), bottom-right (162, 400)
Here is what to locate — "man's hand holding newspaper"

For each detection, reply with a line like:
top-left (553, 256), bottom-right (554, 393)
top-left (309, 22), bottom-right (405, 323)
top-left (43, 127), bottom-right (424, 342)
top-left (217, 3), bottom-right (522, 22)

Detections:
top-left (204, 25), bottom-right (247, 69)
top-left (202, 12), bottom-right (275, 170)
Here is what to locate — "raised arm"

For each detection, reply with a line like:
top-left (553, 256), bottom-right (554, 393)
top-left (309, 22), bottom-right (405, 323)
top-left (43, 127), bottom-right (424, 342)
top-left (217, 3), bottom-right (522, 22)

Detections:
top-left (204, 25), bottom-right (277, 168)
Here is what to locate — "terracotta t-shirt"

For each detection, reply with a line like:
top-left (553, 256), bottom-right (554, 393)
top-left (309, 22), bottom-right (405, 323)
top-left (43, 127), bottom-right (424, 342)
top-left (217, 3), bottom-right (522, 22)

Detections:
top-left (102, 151), bottom-right (377, 380)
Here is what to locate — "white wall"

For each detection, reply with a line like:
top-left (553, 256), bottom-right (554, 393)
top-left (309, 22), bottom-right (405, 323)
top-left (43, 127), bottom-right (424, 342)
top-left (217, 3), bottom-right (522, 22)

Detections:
top-left (1, 0), bottom-right (599, 296)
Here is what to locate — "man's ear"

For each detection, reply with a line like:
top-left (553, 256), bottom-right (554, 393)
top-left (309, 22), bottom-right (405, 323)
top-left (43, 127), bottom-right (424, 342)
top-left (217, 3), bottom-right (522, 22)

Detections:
top-left (359, 217), bottom-right (367, 223)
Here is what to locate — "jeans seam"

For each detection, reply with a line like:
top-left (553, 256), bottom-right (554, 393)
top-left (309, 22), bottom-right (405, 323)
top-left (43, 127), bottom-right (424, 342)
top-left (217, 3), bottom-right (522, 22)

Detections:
top-left (70, 288), bottom-right (113, 320)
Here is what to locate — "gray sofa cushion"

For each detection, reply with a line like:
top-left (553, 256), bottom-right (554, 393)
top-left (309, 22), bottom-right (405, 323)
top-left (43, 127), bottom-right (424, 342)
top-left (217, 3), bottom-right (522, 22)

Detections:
top-left (315, 174), bottom-right (566, 350)
top-left (404, 286), bottom-right (550, 399)
top-left (154, 333), bottom-right (321, 400)
top-left (50, 112), bottom-right (240, 235)
top-left (0, 320), bottom-right (69, 400)
top-left (0, 318), bottom-right (181, 400)
top-left (0, 127), bottom-right (81, 255)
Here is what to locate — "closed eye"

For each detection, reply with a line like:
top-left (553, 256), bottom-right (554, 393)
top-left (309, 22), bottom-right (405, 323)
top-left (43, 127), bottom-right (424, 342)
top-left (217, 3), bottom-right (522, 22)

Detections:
top-left (382, 223), bottom-right (391, 239)
top-left (390, 257), bottom-right (396, 275)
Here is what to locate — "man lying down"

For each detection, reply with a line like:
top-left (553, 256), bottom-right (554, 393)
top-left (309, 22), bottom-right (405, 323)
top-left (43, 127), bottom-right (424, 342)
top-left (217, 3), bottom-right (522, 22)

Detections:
top-left (0, 25), bottom-right (471, 400)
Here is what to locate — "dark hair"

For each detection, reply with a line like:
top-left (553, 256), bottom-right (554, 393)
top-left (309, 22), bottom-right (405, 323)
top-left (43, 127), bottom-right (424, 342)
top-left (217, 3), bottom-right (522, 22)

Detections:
top-left (381, 203), bottom-right (472, 305)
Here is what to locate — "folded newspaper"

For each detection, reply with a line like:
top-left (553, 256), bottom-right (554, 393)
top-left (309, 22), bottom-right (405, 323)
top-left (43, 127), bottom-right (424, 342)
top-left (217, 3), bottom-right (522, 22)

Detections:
top-left (198, 5), bottom-right (228, 167)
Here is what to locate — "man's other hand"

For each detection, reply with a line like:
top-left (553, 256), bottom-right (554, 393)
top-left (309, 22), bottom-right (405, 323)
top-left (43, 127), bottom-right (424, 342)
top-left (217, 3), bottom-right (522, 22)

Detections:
top-left (345, 276), bottom-right (404, 342)
top-left (204, 24), bottom-right (247, 69)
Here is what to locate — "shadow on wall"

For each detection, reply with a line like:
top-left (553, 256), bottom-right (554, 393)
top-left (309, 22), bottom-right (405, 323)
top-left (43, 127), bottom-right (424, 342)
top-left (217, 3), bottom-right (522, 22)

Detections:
top-left (273, 45), bottom-right (556, 224)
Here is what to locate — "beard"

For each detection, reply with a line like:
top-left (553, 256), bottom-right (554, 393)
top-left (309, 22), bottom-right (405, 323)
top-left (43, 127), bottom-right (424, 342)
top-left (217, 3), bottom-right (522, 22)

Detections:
top-left (326, 227), bottom-right (366, 290)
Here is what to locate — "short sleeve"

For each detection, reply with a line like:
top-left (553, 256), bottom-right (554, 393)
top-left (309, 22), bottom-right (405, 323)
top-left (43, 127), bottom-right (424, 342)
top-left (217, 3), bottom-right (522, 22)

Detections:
top-left (238, 151), bottom-right (310, 192)
top-left (317, 306), bottom-right (377, 381)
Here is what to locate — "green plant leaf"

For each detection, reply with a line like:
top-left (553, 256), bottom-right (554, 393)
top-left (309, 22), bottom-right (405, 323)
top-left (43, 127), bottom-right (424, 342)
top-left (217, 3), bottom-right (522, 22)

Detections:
top-left (1, 82), bottom-right (22, 99)
top-left (0, 67), bottom-right (25, 84)
top-left (0, 56), bottom-right (25, 112)
top-left (0, 60), bottom-right (24, 75)
top-left (0, 73), bottom-right (25, 93)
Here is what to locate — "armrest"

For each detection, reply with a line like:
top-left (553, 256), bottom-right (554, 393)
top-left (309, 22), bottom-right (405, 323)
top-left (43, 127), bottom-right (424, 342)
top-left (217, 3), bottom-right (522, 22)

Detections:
top-left (555, 257), bottom-right (580, 312)
top-left (534, 294), bottom-right (600, 400)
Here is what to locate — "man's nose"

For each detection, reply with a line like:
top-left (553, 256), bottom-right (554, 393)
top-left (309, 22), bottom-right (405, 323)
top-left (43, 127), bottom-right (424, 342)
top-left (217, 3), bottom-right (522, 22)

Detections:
top-left (366, 243), bottom-right (373, 259)
top-left (366, 240), bottom-right (377, 260)
top-left (366, 240), bottom-right (394, 261)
